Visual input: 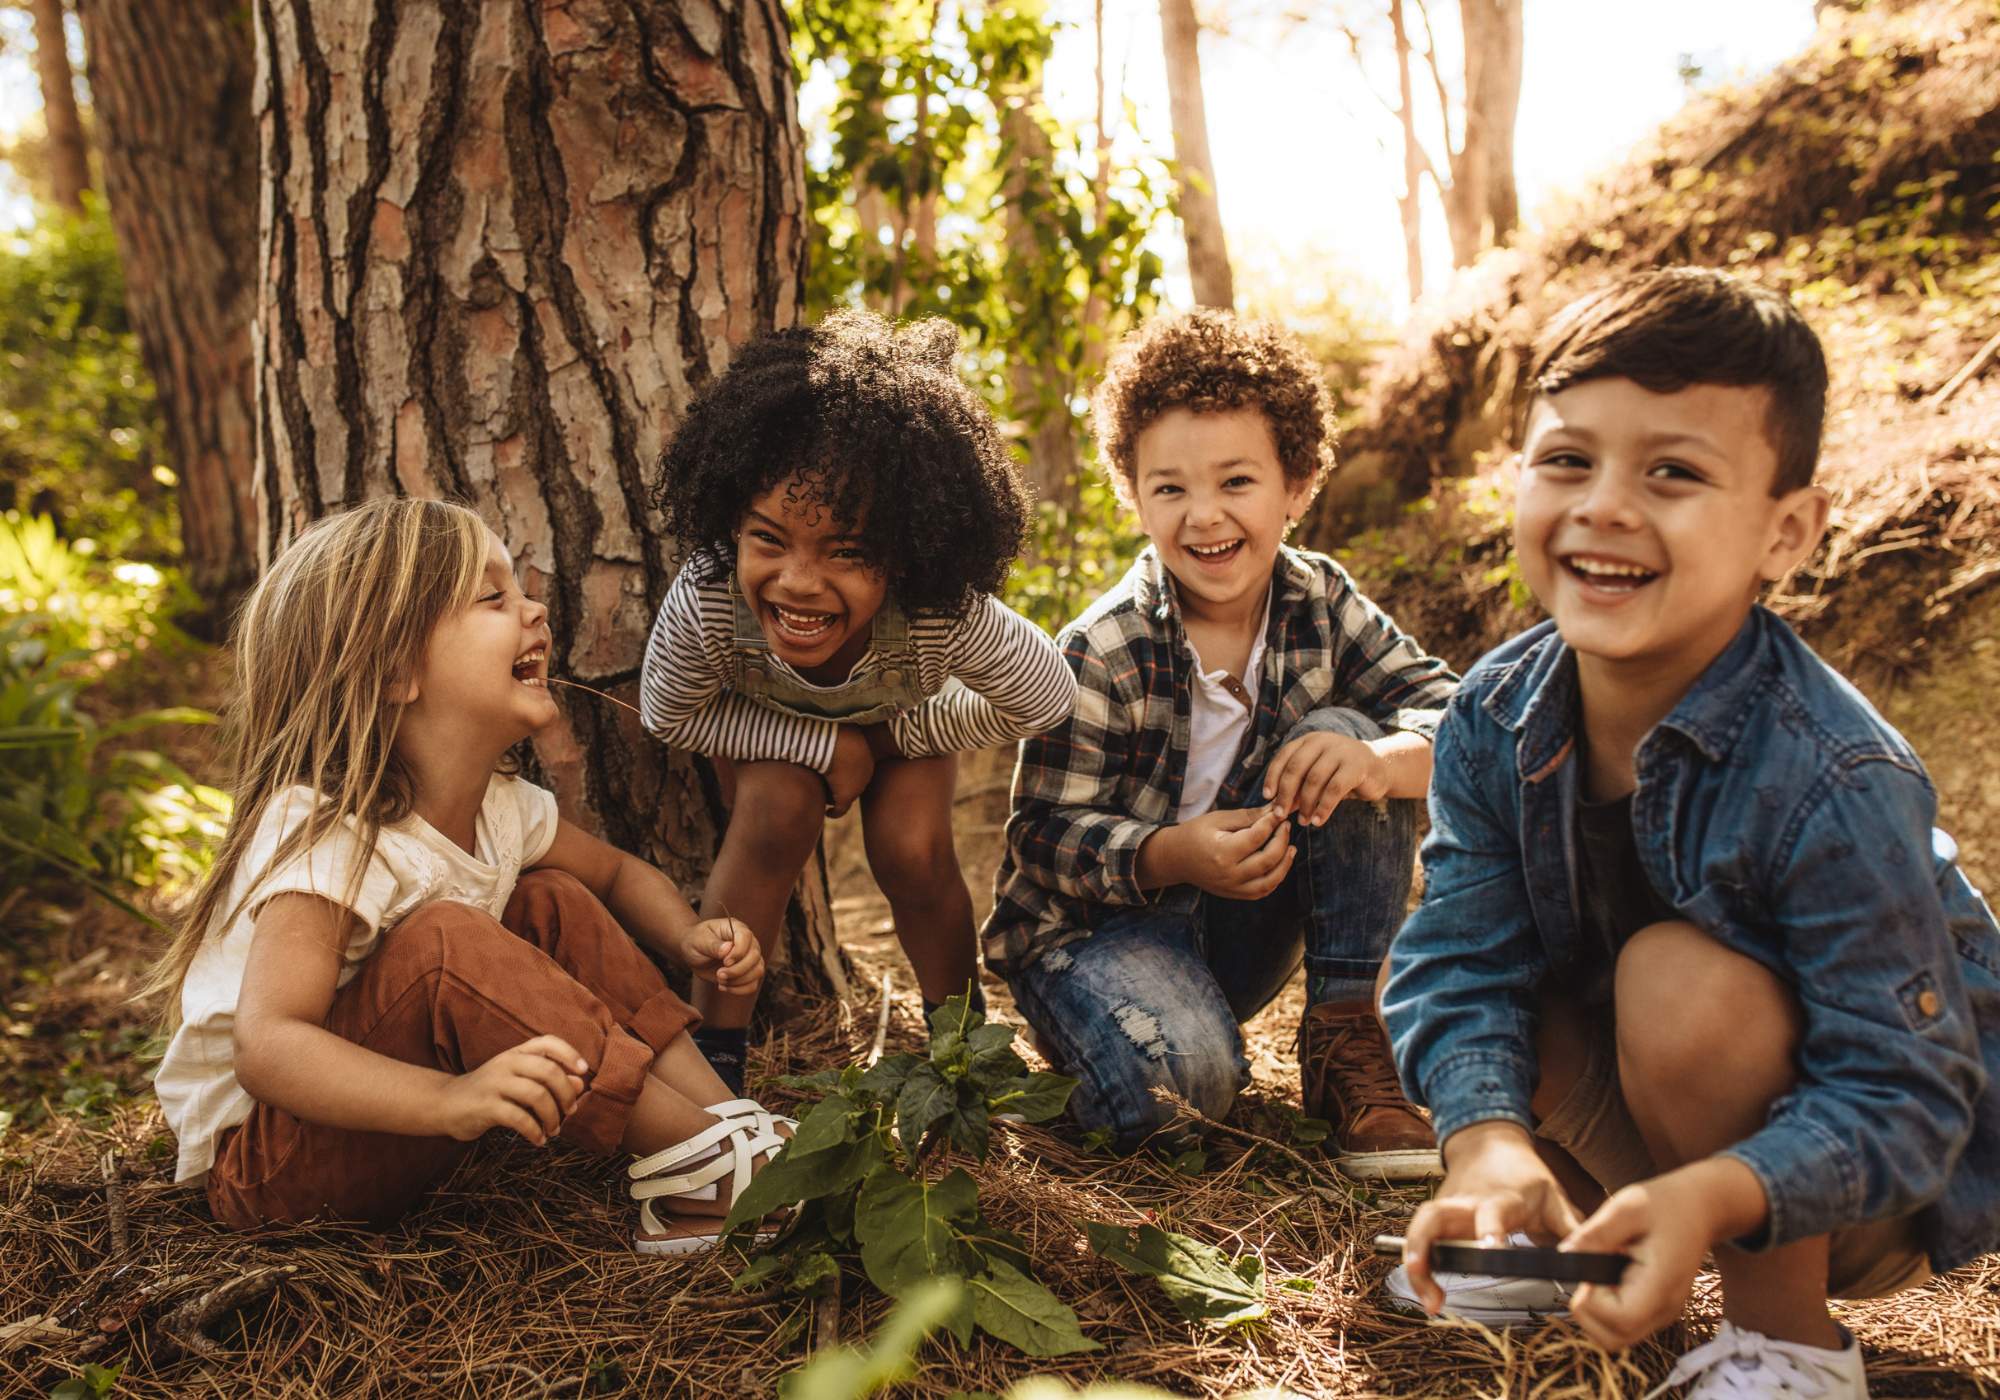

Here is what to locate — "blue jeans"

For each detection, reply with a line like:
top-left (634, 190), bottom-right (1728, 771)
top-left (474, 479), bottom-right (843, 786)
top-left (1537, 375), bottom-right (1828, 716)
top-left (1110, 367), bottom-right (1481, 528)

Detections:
top-left (1008, 709), bottom-right (1420, 1149)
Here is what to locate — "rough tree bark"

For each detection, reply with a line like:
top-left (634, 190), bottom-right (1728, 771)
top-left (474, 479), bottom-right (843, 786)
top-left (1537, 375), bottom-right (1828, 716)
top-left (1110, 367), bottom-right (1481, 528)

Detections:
top-left (1001, 94), bottom-right (1079, 508)
top-left (1158, 0), bottom-right (1233, 308)
top-left (79, 0), bottom-right (260, 618)
top-left (252, 0), bottom-right (847, 1008)
top-left (29, 0), bottom-right (90, 211)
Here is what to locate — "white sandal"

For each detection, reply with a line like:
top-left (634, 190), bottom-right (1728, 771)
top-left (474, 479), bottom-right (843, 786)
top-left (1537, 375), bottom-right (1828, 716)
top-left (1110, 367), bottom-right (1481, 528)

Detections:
top-left (627, 1098), bottom-right (794, 1255)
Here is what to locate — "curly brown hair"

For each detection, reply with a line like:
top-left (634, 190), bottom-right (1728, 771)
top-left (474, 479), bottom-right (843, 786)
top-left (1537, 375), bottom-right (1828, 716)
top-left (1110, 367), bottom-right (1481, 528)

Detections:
top-left (1091, 308), bottom-right (1337, 507)
top-left (653, 309), bottom-right (1030, 618)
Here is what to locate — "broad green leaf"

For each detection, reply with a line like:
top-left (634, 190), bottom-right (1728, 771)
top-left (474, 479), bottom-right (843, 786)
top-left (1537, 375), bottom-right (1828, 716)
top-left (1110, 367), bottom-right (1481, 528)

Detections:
top-left (855, 1165), bottom-right (978, 1296)
top-left (942, 1083), bottom-right (992, 1160)
top-left (988, 1071), bottom-right (1074, 1124)
top-left (858, 1051), bottom-right (921, 1103)
top-left (896, 1060), bottom-right (955, 1156)
top-left (722, 1131), bottom-right (882, 1234)
top-left (789, 1094), bottom-right (863, 1157)
top-left (966, 1260), bottom-right (1099, 1356)
top-left (731, 1252), bottom-right (786, 1292)
top-left (1084, 1222), bottom-right (1267, 1326)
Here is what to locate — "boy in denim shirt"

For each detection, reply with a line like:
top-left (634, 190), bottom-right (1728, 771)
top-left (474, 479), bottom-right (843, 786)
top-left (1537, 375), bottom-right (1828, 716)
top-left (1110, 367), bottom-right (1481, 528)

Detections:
top-left (983, 310), bottom-right (1459, 1179)
top-left (1383, 268), bottom-right (1998, 1396)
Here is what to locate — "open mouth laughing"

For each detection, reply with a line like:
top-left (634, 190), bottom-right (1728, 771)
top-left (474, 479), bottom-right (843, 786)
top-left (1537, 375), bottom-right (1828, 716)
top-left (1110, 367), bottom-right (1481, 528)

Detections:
top-left (767, 602), bottom-right (839, 645)
top-left (1560, 553), bottom-right (1660, 595)
top-left (512, 645), bottom-right (549, 687)
top-left (1184, 538), bottom-right (1245, 567)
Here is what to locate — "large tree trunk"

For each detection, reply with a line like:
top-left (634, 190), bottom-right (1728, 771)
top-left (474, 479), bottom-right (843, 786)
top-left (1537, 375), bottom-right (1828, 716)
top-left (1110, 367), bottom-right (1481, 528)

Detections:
top-left (79, 0), bottom-right (260, 620)
top-left (1157, 0), bottom-right (1233, 309)
top-left (252, 0), bottom-right (846, 1009)
top-left (29, 0), bottom-right (90, 212)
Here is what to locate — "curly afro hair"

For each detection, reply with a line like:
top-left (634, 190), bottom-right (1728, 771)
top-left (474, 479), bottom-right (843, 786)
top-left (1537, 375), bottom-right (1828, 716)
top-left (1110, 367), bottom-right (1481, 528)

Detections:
top-left (654, 309), bottom-right (1030, 619)
top-left (1091, 308), bottom-right (1336, 508)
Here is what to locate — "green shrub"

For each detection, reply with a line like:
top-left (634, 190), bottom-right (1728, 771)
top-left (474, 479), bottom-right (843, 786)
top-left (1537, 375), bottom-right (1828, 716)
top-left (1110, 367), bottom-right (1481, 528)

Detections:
top-left (0, 514), bottom-right (225, 929)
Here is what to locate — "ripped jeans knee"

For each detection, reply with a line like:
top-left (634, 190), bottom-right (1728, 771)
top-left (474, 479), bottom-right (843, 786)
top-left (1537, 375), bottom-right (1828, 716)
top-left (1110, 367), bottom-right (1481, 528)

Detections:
top-left (1007, 912), bottom-right (1249, 1152)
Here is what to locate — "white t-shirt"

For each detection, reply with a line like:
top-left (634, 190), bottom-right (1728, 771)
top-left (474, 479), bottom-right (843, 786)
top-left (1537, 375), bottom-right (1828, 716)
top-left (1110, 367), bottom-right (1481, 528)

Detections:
top-left (1176, 592), bottom-right (1272, 823)
top-left (155, 774), bottom-right (560, 1183)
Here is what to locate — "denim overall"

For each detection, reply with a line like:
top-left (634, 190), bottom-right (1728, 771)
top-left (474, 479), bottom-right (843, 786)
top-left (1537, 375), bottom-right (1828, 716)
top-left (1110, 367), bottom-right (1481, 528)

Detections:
top-left (727, 575), bottom-right (926, 721)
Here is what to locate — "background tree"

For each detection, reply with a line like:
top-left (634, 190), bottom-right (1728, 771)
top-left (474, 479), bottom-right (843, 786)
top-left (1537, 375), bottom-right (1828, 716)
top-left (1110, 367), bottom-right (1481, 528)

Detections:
top-left (252, 0), bottom-right (844, 1007)
top-left (1332, 0), bottom-right (1523, 300)
top-left (1158, 0), bottom-right (1235, 308)
top-left (793, 0), bottom-right (1168, 622)
top-left (27, 0), bottom-right (88, 211)
top-left (78, 0), bottom-right (259, 620)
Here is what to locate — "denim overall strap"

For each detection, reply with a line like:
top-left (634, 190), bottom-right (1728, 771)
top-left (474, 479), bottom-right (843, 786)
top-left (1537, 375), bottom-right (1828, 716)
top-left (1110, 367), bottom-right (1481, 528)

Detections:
top-left (726, 572), bottom-right (924, 723)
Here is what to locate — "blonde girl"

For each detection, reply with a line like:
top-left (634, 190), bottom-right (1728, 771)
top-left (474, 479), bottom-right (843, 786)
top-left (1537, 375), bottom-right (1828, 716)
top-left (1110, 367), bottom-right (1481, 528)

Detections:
top-left (151, 498), bottom-right (788, 1252)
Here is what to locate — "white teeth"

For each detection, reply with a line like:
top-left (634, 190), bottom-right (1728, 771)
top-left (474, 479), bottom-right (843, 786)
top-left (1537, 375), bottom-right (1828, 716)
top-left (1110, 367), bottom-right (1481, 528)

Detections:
top-left (1187, 540), bottom-right (1241, 558)
top-left (773, 605), bottom-right (834, 634)
top-left (1567, 557), bottom-right (1655, 579)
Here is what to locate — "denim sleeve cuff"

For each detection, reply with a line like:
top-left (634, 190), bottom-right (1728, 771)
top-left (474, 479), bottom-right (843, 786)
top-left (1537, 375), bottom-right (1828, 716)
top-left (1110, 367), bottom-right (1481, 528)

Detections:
top-left (1418, 1051), bottom-right (1535, 1144)
top-left (1719, 1113), bottom-right (1862, 1253)
top-left (1387, 706), bottom-right (1446, 742)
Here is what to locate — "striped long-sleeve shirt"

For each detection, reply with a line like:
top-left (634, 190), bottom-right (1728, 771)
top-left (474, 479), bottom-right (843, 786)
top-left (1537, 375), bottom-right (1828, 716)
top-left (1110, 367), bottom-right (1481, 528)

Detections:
top-left (639, 559), bottom-right (1078, 771)
top-left (980, 545), bottom-right (1460, 977)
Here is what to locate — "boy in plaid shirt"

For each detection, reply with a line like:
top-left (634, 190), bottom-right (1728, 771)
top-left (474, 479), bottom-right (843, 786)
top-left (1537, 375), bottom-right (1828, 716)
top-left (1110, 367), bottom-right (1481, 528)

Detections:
top-left (982, 310), bottom-right (1459, 1177)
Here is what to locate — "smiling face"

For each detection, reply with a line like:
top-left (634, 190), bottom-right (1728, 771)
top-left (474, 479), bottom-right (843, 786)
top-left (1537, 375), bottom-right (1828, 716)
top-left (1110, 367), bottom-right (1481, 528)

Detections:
top-left (734, 475), bottom-right (888, 680)
top-left (1514, 377), bottom-right (1828, 686)
top-left (403, 529), bottom-right (557, 744)
top-left (1131, 407), bottom-right (1314, 622)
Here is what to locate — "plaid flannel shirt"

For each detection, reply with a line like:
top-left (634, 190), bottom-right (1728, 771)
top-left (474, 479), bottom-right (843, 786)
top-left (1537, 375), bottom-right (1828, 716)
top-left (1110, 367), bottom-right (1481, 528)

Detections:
top-left (981, 544), bottom-right (1460, 977)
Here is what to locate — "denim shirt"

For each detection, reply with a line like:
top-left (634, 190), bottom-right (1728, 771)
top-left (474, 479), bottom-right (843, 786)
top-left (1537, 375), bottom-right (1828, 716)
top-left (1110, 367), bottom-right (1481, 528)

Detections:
top-left (1384, 607), bottom-right (2000, 1272)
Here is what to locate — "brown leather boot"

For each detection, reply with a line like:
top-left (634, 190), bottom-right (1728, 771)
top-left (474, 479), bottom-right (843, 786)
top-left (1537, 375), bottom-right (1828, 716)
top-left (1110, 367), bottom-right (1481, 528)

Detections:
top-left (1298, 1000), bottom-right (1442, 1182)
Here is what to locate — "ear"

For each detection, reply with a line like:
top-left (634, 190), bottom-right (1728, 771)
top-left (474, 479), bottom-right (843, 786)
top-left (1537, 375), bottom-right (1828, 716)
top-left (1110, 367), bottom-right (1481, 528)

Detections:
top-left (1284, 474), bottom-right (1317, 528)
top-left (388, 674), bottom-right (420, 706)
top-left (1759, 485), bottom-right (1831, 584)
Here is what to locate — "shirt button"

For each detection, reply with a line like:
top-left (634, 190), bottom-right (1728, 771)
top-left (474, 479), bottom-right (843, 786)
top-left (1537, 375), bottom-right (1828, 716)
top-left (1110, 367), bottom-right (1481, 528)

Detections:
top-left (1918, 988), bottom-right (1942, 1018)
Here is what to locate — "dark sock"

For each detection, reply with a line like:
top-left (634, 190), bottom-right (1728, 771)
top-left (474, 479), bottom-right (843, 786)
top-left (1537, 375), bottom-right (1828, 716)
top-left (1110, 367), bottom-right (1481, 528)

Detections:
top-left (692, 1026), bottom-right (748, 1098)
top-left (922, 983), bottom-right (986, 1024)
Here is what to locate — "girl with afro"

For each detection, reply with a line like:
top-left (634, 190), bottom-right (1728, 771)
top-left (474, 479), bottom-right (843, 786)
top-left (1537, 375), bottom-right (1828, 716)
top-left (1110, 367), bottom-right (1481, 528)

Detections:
top-left (641, 309), bottom-right (1077, 1091)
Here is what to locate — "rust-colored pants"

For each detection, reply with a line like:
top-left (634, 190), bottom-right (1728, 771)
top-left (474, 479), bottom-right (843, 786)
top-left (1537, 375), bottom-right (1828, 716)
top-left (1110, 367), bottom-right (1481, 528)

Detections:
top-left (207, 870), bottom-right (697, 1229)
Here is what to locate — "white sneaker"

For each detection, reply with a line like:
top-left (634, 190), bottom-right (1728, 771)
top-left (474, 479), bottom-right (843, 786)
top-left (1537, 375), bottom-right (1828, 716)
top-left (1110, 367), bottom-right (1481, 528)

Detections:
top-left (1379, 1232), bottom-right (1570, 1326)
top-left (1644, 1322), bottom-right (1868, 1399)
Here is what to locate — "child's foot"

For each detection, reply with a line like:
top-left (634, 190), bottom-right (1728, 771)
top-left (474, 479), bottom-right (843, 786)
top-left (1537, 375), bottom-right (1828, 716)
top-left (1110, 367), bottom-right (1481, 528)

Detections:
top-left (628, 1099), bottom-right (793, 1255)
top-left (1379, 1232), bottom-right (1571, 1326)
top-left (1643, 1321), bottom-right (1868, 1399)
top-left (1299, 1001), bottom-right (1441, 1181)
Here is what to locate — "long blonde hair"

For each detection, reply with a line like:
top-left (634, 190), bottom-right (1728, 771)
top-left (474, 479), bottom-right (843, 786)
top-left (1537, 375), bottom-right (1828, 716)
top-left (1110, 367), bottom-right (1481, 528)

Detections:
top-left (145, 498), bottom-right (492, 1027)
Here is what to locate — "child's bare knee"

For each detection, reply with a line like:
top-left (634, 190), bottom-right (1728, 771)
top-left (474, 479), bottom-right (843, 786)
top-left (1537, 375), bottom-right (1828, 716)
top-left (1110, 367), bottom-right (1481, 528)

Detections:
top-left (727, 763), bottom-right (826, 855)
top-left (866, 821), bottom-right (959, 904)
top-left (1614, 921), bottom-right (1799, 1094)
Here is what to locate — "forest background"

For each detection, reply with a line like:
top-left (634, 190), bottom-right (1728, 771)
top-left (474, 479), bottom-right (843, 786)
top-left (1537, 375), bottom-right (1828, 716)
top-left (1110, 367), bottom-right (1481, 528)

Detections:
top-left (1, 0), bottom-right (1996, 1396)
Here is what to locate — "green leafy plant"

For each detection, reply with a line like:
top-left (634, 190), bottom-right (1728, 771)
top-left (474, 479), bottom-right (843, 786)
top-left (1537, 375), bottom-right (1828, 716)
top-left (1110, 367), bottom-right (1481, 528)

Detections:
top-left (724, 996), bottom-right (1095, 1358)
top-left (48, 1362), bottom-right (122, 1400)
top-left (1085, 1223), bottom-right (1268, 1328)
top-left (0, 612), bottom-right (226, 926)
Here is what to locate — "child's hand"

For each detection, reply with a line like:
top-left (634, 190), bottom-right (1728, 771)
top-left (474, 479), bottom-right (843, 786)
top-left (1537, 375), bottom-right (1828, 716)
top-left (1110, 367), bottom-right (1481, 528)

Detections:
top-left (434, 1035), bottom-right (589, 1146)
top-left (1401, 1122), bottom-right (1584, 1314)
top-left (825, 726), bottom-right (876, 816)
top-left (1262, 731), bottom-right (1391, 825)
top-left (1170, 805), bottom-right (1295, 899)
top-left (1562, 1169), bottom-right (1719, 1350)
top-left (681, 916), bottom-right (765, 996)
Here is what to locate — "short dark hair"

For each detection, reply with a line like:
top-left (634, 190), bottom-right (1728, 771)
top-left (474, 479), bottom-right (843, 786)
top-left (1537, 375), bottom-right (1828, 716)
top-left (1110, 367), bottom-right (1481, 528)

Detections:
top-left (1092, 308), bottom-right (1336, 505)
top-left (652, 309), bottom-right (1030, 618)
top-left (1528, 268), bottom-right (1827, 494)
